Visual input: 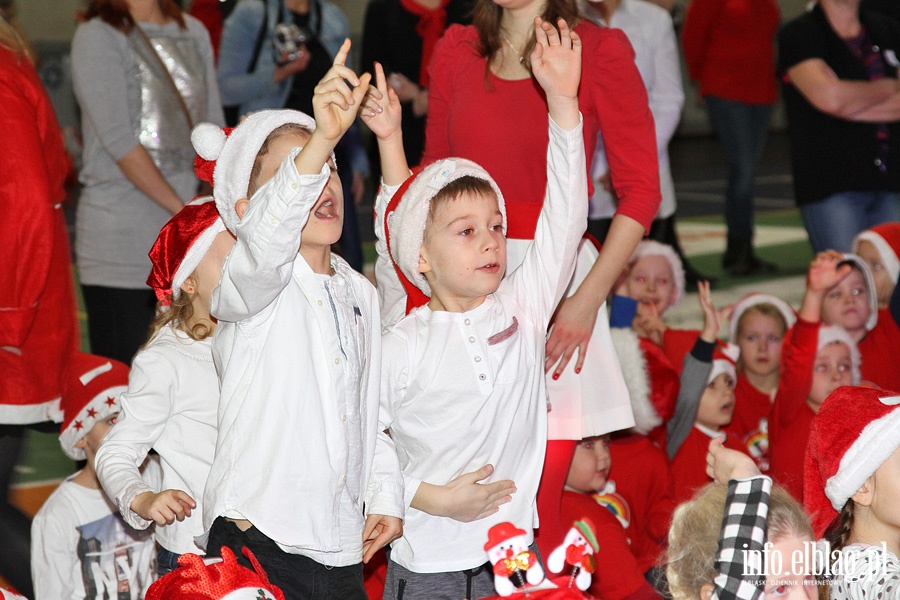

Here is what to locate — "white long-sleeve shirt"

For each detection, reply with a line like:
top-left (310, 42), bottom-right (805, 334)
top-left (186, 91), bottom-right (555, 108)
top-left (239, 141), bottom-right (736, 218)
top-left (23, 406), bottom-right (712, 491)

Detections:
top-left (587, 0), bottom-right (684, 220)
top-left (206, 152), bottom-right (403, 565)
top-left (375, 117), bottom-right (588, 572)
top-left (94, 326), bottom-right (218, 555)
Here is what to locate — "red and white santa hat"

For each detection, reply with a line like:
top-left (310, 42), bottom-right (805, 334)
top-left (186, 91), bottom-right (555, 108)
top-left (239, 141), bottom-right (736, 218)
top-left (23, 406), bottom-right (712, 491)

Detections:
top-left (838, 254), bottom-right (879, 331)
top-left (386, 158), bottom-right (507, 302)
top-left (59, 353), bottom-right (130, 460)
top-left (707, 343), bottom-right (739, 386)
top-left (147, 199), bottom-right (226, 307)
top-left (804, 386), bottom-right (900, 537)
top-left (816, 325), bottom-right (862, 385)
top-left (852, 222), bottom-right (900, 284)
top-left (146, 546), bottom-right (284, 600)
top-left (191, 109), bottom-right (324, 233)
top-left (0, 588), bottom-right (27, 600)
top-left (628, 240), bottom-right (686, 305)
top-left (728, 293), bottom-right (797, 342)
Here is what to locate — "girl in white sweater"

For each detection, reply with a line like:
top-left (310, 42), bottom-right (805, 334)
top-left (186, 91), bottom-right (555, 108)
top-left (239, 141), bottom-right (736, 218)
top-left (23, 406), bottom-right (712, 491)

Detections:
top-left (95, 199), bottom-right (234, 575)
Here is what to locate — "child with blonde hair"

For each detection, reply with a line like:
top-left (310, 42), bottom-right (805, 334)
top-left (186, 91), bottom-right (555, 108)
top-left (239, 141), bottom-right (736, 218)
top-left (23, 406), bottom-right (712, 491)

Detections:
top-left (668, 438), bottom-right (817, 600)
top-left (95, 199), bottom-right (234, 575)
top-left (727, 293), bottom-right (796, 472)
top-left (366, 17), bottom-right (587, 599)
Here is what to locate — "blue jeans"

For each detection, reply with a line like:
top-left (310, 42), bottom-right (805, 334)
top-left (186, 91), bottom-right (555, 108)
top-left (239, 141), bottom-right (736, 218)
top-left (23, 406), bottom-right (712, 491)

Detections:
top-left (157, 547), bottom-right (181, 576)
top-left (800, 191), bottom-right (900, 253)
top-left (705, 96), bottom-right (774, 241)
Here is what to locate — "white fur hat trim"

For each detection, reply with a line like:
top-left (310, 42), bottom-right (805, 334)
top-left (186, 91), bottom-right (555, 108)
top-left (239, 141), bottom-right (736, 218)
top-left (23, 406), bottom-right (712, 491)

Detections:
top-left (841, 254), bottom-right (879, 331)
top-left (728, 293), bottom-right (797, 342)
top-left (389, 158), bottom-right (506, 297)
top-left (629, 240), bottom-right (686, 305)
top-left (854, 231), bottom-right (900, 285)
top-left (707, 343), bottom-right (739, 386)
top-left (817, 325), bottom-right (862, 386)
top-left (220, 590), bottom-right (278, 600)
top-left (192, 110), bottom-right (318, 232)
top-left (609, 328), bottom-right (658, 434)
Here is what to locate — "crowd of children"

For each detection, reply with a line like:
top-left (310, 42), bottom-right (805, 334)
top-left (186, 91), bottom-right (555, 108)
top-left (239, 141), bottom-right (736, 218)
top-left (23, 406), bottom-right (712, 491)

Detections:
top-left (23, 23), bottom-right (900, 600)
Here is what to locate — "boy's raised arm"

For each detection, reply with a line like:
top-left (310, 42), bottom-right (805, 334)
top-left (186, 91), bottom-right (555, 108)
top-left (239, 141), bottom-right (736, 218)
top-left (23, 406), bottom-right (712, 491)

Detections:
top-left (362, 62), bottom-right (412, 327)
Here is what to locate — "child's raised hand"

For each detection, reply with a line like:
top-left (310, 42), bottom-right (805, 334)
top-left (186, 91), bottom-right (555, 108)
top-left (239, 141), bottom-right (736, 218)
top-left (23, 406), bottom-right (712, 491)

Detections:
top-left (360, 62), bottom-right (402, 142)
top-left (807, 250), bottom-right (852, 294)
top-left (634, 301), bottom-right (666, 346)
top-left (706, 437), bottom-right (760, 484)
top-left (698, 281), bottom-right (732, 343)
top-left (362, 514), bottom-right (402, 563)
top-left (312, 39), bottom-right (371, 142)
top-left (131, 489), bottom-right (196, 526)
top-left (531, 18), bottom-right (581, 101)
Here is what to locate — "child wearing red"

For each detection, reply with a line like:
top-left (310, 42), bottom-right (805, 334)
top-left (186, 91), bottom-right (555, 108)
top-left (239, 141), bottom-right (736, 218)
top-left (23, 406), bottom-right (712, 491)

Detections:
top-left (670, 346), bottom-right (745, 506)
top-left (851, 227), bottom-right (900, 392)
top-left (560, 436), bottom-right (658, 600)
top-left (726, 294), bottom-right (796, 472)
top-left (769, 252), bottom-right (861, 500)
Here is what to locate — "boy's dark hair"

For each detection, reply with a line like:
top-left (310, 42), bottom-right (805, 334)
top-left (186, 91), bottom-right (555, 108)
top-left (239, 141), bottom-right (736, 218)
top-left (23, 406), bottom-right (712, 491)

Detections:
top-left (247, 123), bottom-right (315, 198)
top-left (426, 175), bottom-right (497, 228)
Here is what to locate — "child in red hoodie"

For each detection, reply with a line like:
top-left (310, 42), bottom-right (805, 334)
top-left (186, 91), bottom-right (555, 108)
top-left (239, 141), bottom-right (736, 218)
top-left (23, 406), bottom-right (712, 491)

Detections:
top-left (768, 251), bottom-right (861, 500)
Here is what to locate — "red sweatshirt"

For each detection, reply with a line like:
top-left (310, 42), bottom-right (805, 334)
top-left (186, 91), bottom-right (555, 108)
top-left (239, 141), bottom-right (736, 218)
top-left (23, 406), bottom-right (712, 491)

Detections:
top-left (728, 375), bottom-right (774, 473)
top-left (858, 309), bottom-right (900, 393)
top-left (671, 427), bottom-right (747, 506)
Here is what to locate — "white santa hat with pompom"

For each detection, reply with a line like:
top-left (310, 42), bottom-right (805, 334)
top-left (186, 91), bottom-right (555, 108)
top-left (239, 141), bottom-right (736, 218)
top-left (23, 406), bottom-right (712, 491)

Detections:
top-left (191, 110), bottom-right (324, 232)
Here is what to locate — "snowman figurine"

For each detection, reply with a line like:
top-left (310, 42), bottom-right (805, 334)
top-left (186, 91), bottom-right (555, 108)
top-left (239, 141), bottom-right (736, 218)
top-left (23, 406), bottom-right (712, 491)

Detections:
top-left (546, 519), bottom-right (599, 591)
top-left (484, 522), bottom-right (545, 597)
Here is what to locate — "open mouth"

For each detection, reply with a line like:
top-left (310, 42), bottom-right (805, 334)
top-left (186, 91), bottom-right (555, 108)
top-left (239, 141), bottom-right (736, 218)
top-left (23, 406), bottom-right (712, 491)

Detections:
top-left (478, 263), bottom-right (501, 274)
top-left (313, 195), bottom-right (338, 220)
top-left (721, 401), bottom-right (735, 414)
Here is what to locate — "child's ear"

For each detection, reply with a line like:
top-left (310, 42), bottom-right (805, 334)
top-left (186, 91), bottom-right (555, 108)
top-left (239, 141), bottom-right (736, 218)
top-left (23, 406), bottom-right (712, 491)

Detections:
top-left (851, 476), bottom-right (875, 507)
top-left (700, 584), bottom-right (714, 600)
top-left (180, 275), bottom-right (197, 297)
top-left (418, 249), bottom-right (432, 275)
top-left (235, 198), bottom-right (249, 220)
top-left (74, 437), bottom-right (87, 450)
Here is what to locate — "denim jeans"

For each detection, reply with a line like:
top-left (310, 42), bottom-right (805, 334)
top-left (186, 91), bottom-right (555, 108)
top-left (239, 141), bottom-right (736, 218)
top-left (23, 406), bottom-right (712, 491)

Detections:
top-left (157, 547), bottom-right (181, 576)
top-left (800, 190), bottom-right (900, 253)
top-left (704, 96), bottom-right (774, 241)
top-left (207, 517), bottom-right (367, 600)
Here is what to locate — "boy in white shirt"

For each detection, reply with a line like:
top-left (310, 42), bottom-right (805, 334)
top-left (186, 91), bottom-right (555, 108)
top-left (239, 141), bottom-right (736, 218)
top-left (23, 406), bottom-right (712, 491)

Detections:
top-left (31, 352), bottom-right (156, 600)
top-left (362, 18), bottom-right (587, 599)
top-left (196, 41), bottom-right (403, 599)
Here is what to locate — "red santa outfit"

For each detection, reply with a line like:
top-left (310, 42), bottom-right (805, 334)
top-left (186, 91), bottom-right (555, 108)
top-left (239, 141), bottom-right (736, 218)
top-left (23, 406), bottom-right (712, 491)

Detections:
top-left (769, 322), bottom-right (860, 500)
top-left (671, 426), bottom-right (746, 506)
top-left (605, 434), bottom-right (675, 574)
top-left (0, 44), bottom-right (78, 423)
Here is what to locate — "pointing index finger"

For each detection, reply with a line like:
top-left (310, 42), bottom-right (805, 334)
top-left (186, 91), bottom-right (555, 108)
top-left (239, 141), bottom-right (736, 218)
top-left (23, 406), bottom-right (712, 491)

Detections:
top-left (333, 38), bottom-right (351, 67)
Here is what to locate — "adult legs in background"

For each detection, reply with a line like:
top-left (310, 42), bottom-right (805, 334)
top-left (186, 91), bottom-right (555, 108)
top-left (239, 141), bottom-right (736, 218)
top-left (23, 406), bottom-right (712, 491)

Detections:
top-left (801, 191), bottom-right (900, 253)
top-left (81, 285), bottom-right (157, 365)
top-left (705, 96), bottom-right (776, 275)
top-left (0, 426), bottom-right (34, 599)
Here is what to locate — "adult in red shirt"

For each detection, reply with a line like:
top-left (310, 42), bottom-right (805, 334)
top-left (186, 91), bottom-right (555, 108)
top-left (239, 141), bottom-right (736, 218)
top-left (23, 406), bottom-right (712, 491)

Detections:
top-left (681, 0), bottom-right (780, 276)
top-left (424, 0), bottom-right (661, 556)
top-left (0, 17), bottom-right (79, 598)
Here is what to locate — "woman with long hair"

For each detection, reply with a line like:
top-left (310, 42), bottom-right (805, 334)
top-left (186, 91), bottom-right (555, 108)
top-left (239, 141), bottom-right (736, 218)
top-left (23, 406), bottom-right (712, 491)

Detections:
top-left (423, 0), bottom-right (661, 556)
top-left (71, 0), bottom-right (223, 364)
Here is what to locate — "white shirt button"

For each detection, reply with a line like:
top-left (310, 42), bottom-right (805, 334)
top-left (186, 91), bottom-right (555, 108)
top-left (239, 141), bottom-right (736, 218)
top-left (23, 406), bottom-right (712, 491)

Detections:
top-left (475, 356), bottom-right (482, 362)
top-left (341, 415), bottom-right (347, 422)
top-left (270, 217), bottom-right (279, 225)
top-left (334, 357), bottom-right (340, 365)
top-left (291, 182), bottom-right (299, 190)
top-left (317, 300), bottom-right (324, 307)
top-left (342, 475), bottom-right (347, 483)
top-left (464, 318), bottom-right (471, 326)
top-left (479, 374), bottom-right (486, 381)
top-left (469, 336), bottom-right (476, 343)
